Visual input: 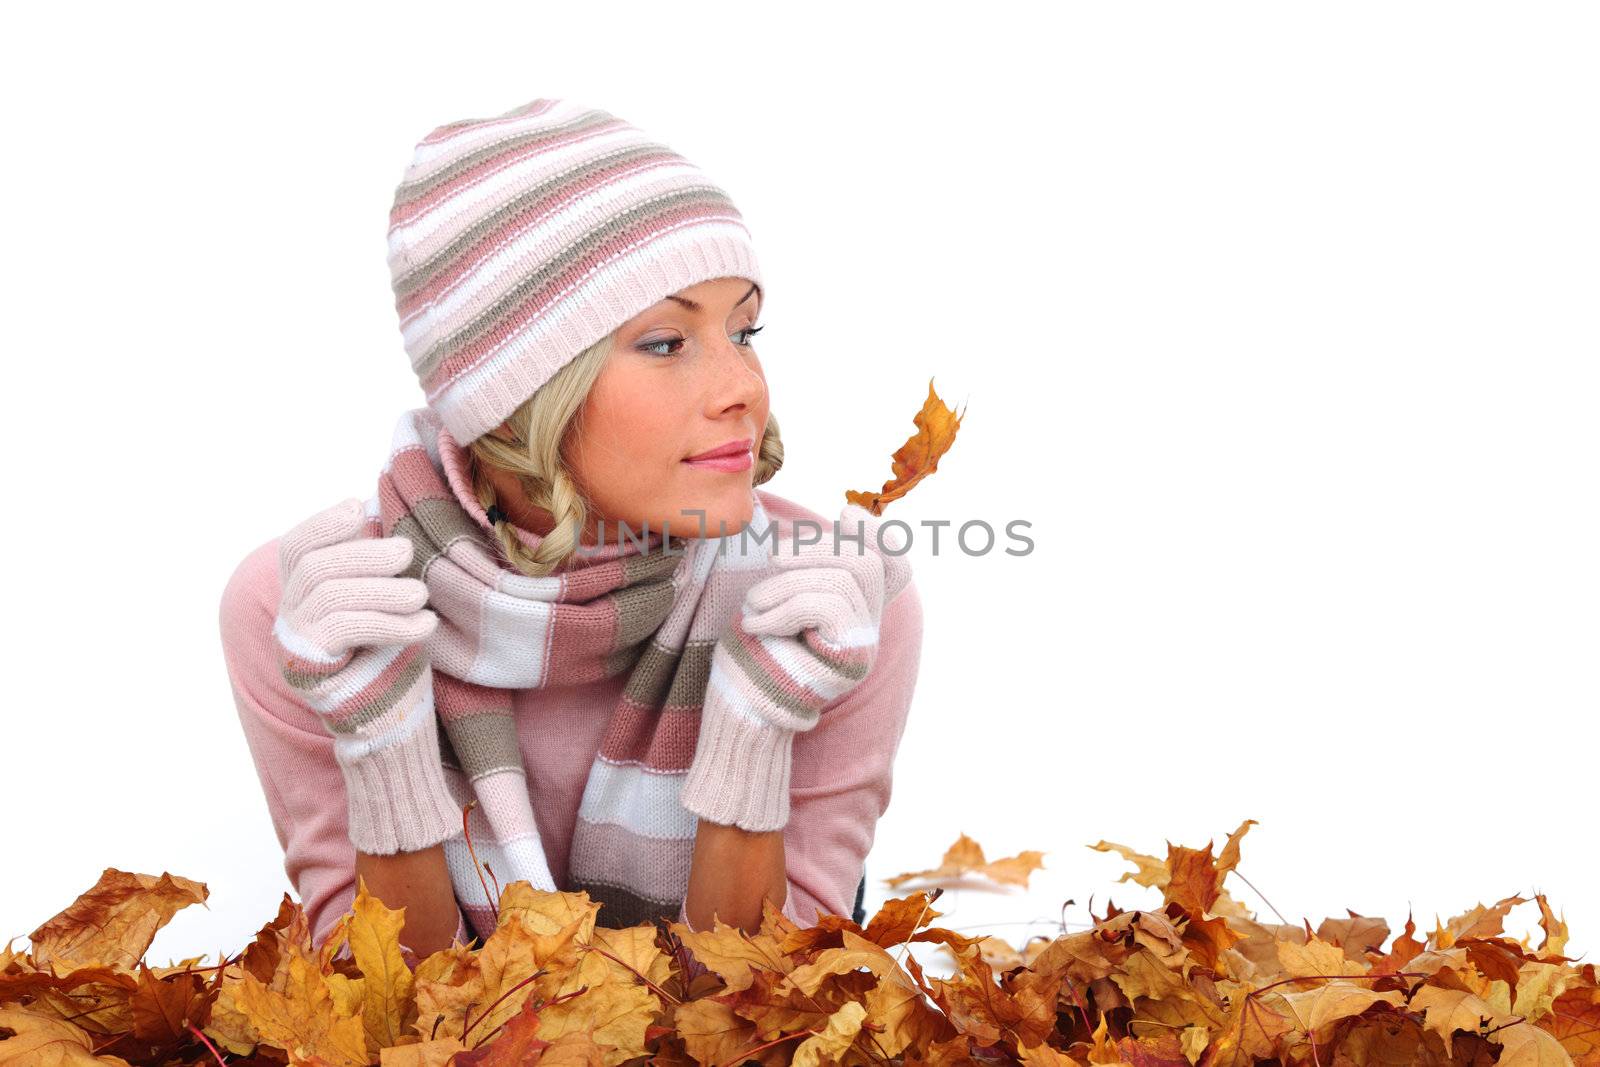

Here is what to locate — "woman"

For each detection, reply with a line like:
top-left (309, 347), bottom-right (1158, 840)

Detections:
top-left (217, 98), bottom-right (924, 956)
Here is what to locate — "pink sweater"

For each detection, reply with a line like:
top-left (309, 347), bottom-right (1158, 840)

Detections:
top-left (218, 488), bottom-right (924, 944)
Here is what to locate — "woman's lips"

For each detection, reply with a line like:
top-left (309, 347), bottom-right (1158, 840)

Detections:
top-left (682, 449), bottom-right (752, 472)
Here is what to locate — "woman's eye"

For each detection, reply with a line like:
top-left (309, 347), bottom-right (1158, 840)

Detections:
top-left (639, 337), bottom-right (685, 357)
top-left (639, 324), bottom-right (764, 358)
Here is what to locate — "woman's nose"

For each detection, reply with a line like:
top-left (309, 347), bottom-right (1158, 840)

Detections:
top-left (706, 335), bottom-right (766, 413)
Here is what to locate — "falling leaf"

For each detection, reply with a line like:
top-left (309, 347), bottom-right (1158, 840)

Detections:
top-left (845, 378), bottom-right (965, 515)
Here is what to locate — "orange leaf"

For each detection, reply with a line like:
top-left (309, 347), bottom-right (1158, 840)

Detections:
top-left (0, 1005), bottom-right (134, 1065)
top-left (844, 378), bottom-right (965, 515)
top-left (884, 833), bottom-right (1045, 890)
top-left (27, 870), bottom-right (207, 973)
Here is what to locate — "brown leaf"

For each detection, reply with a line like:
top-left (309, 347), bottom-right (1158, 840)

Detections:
top-left (128, 963), bottom-right (212, 1045)
top-left (1202, 986), bottom-right (1296, 1066)
top-left (844, 378), bottom-right (965, 514)
top-left (27, 870), bottom-right (207, 972)
top-left (1371, 912), bottom-right (1426, 975)
top-left (458, 1020), bottom-right (548, 1066)
top-left (380, 1037), bottom-right (469, 1066)
top-left (862, 891), bottom-right (945, 948)
top-left (2, 818), bottom-right (1594, 1067)
top-left (1537, 983), bottom-right (1600, 1064)
top-left (670, 918), bottom-right (790, 996)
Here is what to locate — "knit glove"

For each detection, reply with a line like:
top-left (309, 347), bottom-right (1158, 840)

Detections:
top-left (273, 497), bottom-right (462, 855)
top-left (679, 503), bottom-right (913, 831)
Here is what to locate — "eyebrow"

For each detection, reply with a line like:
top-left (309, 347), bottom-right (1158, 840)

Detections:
top-left (663, 281), bottom-right (761, 315)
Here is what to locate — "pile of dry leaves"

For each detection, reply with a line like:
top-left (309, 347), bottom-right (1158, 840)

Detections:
top-left (2, 820), bottom-right (1595, 1065)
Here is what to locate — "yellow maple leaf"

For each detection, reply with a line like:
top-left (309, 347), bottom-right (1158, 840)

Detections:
top-left (350, 877), bottom-right (414, 1053)
top-left (234, 948), bottom-right (369, 1067)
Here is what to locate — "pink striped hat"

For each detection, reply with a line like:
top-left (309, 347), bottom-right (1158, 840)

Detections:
top-left (386, 98), bottom-right (764, 445)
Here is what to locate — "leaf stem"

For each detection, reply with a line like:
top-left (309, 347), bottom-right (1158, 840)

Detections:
top-left (189, 1024), bottom-right (228, 1066)
top-left (461, 800), bottom-right (499, 923)
top-left (715, 1028), bottom-right (818, 1067)
top-left (577, 940), bottom-right (681, 1005)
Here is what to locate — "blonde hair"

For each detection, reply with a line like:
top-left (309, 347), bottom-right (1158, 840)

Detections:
top-left (466, 331), bottom-right (785, 578)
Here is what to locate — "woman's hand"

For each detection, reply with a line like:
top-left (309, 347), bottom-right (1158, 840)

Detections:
top-left (682, 503), bottom-right (913, 826)
top-left (273, 497), bottom-right (461, 856)
top-left (274, 497), bottom-right (439, 707)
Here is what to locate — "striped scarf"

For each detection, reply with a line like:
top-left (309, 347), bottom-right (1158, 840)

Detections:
top-left (372, 406), bottom-right (775, 932)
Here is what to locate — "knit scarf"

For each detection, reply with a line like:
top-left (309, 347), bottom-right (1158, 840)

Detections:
top-left (371, 407), bottom-right (776, 933)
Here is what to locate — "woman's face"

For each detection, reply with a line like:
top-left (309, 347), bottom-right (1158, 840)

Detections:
top-left (564, 275), bottom-right (770, 540)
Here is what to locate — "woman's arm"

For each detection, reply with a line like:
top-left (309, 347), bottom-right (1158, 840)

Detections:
top-left (678, 578), bottom-right (925, 933)
top-left (683, 824), bottom-right (787, 932)
top-left (220, 537), bottom-right (469, 951)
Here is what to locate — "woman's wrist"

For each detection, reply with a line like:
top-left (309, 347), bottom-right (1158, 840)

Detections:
top-left (355, 844), bottom-right (463, 957)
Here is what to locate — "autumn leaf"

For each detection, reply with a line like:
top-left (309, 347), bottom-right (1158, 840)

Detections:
top-left (128, 963), bottom-right (213, 1046)
top-left (1090, 819), bottom-right (1258, 922)
top-left (1490, 1019), bottom-right (1574, 1065)
top-left (670, 996), bottom-right (760, 1066)
top-left (1273, 980), bottom-right (1405, 1040)
top-left (670, 917), bottom-right (791, 996)
top-left (791, 1000), bottom-right (865, 1067)
top-left (3, 821), bottom-right (1598, 1067)
top-left (379, 1038), bottom-right (468, 1066)
top-left (234, 945), bottom-right (370, 1067)
top-left (845, 377), bottom-right (965, 515)
top-left (884, 833), bottom-right (1045, 890)
top-left (349, 877), bottom-right (414, 1054)
top-left (1535, 893), bottom-right (1571, 959)
top-left (1409, 983), bottom-right (1499, 1054)
top-left (0, 1005), bottom-right (135, 1066)
top-left (27, 870), bottom-right (207, 973)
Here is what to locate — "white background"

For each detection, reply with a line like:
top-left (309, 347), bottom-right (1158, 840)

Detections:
top-left (4, 2), bottom-right (1595, 969)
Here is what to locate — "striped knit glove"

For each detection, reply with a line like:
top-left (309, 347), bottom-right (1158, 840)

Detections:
top-left (272, 498), bottom-right (461, 855)
top-left (679, 503), bottom-right (913, 832)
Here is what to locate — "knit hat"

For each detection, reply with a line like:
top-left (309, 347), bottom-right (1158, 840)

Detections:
top-left (385, 98), bottom-right (764, 445)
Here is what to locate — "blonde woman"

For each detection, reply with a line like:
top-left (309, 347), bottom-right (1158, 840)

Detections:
top-left (217, 99), bottom-right (924, 956)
